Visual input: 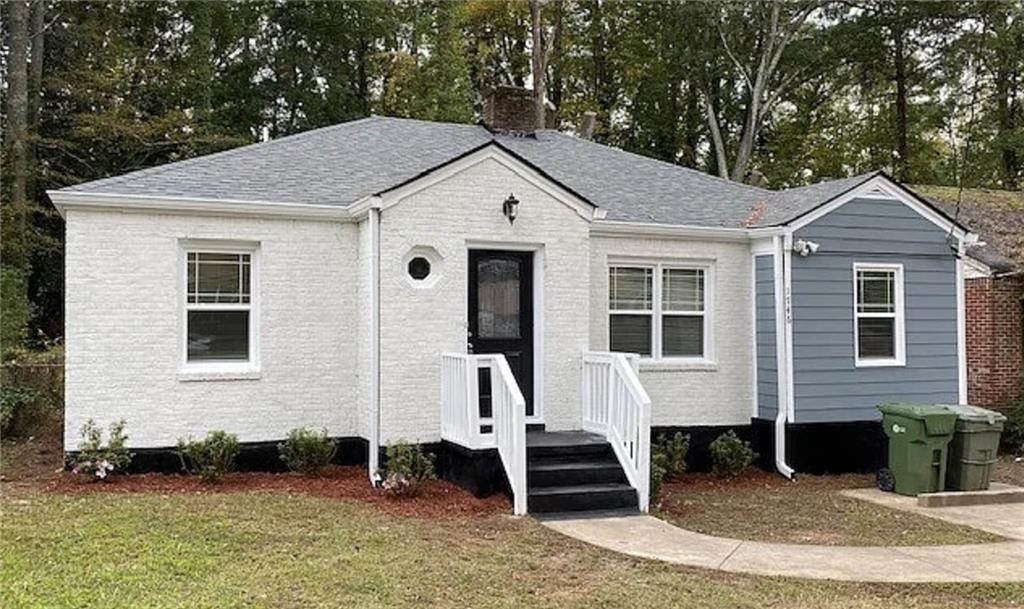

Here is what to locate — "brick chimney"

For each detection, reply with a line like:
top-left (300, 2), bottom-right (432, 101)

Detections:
top-left (481, 86), bottom-right (554, 133)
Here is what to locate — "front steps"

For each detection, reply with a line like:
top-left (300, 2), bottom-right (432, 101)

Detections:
top-left (526, 431), bottom-right (638, 514)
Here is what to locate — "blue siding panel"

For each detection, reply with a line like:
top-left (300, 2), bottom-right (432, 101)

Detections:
top-left (755, 255), bottom-right (778, 420)
top-left (791, 197), bottom-right (959, 423)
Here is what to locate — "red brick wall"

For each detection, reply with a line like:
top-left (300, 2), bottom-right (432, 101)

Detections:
top-left (965, 274), bottom-right (1024, 410)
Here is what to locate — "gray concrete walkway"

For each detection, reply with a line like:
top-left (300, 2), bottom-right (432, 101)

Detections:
top-left (541, 508), bottom-right (1024, 582)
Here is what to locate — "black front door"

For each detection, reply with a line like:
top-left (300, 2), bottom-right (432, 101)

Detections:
top-left (468, 250), bottom-right (534, 417)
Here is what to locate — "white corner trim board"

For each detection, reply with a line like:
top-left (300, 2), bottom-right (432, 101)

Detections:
top-left (48, 190), bottom-right (355, 221)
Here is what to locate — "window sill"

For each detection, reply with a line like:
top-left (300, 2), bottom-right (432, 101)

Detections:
top-left (638, 359), bottom-right (718, 372)
top-left (854, 358), bottom-right (906, 368)
top-left (177, 366), bottom-right (261, 382)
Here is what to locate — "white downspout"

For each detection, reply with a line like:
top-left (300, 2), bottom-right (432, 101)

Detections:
top-left (773, 234), bottom-right (795, 479)
top-left (955, 236), bottom-right (967, 404)
top-left (368, 205), bottom-right (382, 484)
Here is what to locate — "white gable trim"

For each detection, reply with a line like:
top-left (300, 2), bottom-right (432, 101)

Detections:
top-left (350, 144), bottom-right (599, 222)
top-left (48, 190), bottom-right (355, 222)
top-left (786, 175), bottom-right (970, 239)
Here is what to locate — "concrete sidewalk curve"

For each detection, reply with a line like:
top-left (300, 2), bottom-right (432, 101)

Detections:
top-left (541, 513), bottom-right (1024, 582)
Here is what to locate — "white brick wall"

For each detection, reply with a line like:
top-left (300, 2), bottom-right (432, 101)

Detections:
top-left (64, 165), bottom-right (757, 452)
top-left (64, 209), bottom-right (361, 448)
top-left (378, 157), bottom-right (591, 442)
top-left (589, 236), bottom-right (754, 426)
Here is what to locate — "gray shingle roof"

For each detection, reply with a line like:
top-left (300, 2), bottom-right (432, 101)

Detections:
top-left (58, 116), bottom-right (938, 230)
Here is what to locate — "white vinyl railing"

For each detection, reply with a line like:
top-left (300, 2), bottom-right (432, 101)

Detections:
top-left (581, 351), bottom-right (652, 512)
top-left (440, 353), bottom-right (527, 515)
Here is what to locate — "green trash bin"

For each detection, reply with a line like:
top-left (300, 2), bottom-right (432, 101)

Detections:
top-left (941, 404), bottom-right (1006, 492)
top-left (878, 403), bottom-right (958, 496)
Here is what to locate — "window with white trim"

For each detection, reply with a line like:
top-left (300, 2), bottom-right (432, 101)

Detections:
top-left (608, 264), bottom-right (709, 360)
top-left (185, 250), bottom-right (254, 364)
top-left (854, 264), bottom-right (905, 366)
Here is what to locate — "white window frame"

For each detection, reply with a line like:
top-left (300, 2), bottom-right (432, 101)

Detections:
top-left (179, 240), bottom-right (260, 378)
top-left (852, 262), bottom-right (905, 368)
top-left (607, 260), bottom-right (715, 364)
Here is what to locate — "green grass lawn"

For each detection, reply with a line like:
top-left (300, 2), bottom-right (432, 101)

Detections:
top-left (656, 471), bottom-right (1003, 546)
top-left (3, 489), bottom-right (1023, 609)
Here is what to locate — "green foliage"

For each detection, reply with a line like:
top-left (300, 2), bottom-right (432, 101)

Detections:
top-left (0, 346), bottom-right (65, 438)
top-left (378, 440), bottom-right (436, 495)
top-left (70, 419), bottom-right (132, 481)
top-left (650, 432), bottom-right (690, 501)
top-left (177, 431), bottom-right (240, 483)
top-left (0, 385), bottom-right (38, 436)
top-left (278, 427), bottom-right (337, 474)
top-left (710, 431), bottom-right (757, 478)
top-left (1004, 398), bottom-right (1024, 455)
top-left (0, 267), bottom-right (30, 355)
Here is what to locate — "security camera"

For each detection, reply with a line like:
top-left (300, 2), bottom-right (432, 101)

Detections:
top-left (793, 240), bottom-right (820, 257)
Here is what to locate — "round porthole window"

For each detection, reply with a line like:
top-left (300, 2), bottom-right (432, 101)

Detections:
top-left (408, 256), bottom-right (431, 281)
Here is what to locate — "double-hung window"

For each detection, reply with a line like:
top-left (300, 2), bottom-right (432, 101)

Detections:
top-left (183, 246), bottom-right (257, 370)
top-left (853, 263), bottom-right (905, 366)
top-left (608, 263), bottom-right (711, 361)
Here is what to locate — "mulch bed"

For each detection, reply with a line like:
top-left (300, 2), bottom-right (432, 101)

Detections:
top-left (660, 468), bottom-right (876, 494)
top-left (43, 466), bottom-right (510, 519)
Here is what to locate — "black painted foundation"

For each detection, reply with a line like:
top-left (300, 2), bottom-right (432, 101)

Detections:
top-left (435, 441), bottom-right (510, 498)
top-left (749, 418), bottom-right (887, 474)
top-left (654, 420), bottom-right (887, 475)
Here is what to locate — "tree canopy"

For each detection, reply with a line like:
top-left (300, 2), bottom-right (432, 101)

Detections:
top-left (2, 0), bottom-right (1022, 348)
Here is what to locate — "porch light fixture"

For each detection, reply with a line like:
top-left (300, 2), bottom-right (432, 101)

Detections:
top-left (503, 193), bottom-right (519, 224)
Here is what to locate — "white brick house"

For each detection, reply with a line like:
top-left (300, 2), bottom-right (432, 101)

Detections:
top-left (51, 91), bottom-right (975, 514)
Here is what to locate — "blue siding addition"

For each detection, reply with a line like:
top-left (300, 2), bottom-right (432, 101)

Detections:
top-left (755, 255), bottom-right (778, 420)
top-left (790, 197), bottom-right (959, 424)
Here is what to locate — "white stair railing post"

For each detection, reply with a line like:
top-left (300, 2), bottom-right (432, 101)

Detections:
top-left (581, 351), bottom-right (652, 513)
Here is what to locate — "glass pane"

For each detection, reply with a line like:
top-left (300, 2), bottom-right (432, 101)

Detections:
top-left (610, 314), bottom-right (652, 356)
top-left (477, 258), bottom-right (520, 339)
top-left (188, 252), bottom-right (251, 304)
top-left (187, 310), bottom-right (250, 361)
top-left (662, 315), bottom-right (704, 357)
top-left (663, 269), bottom-right (704, 312)
top-left (609, 267), bottom-right (652, 311)
top-left (858, 317), bottom-right (895, 358)
top-left (857, 270), bottom-right (894, 313)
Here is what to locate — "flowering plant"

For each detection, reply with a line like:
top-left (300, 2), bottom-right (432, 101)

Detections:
top-left (70, 420), bottom-right (132, 481)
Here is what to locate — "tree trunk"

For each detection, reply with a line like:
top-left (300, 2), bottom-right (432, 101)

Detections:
top-left (702, 89), bottom-right (730, 179)
top-left (549, 0), bottom-right (564, 111)
top-left (28, 0), bottom-right (45, 129)
top-left (529, 0), bottom-right (547, 130)
top-left (3, 0), bottom-right (31, 348)
top-left (6, 0), bottom-right (30, 245)
top-left (892, 20), bottom-right (909, 182)
top-left (26, 0), bottom-right (45, 201)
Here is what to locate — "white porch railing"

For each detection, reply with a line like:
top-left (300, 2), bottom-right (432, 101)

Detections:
top-left (440, 353), bottom-right (527, 515)
top-left (581, 351), bottom-right (652, 512)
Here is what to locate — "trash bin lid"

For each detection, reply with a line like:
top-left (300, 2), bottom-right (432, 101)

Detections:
top-left (936, 404), bottom-right (1007, 424)
top-left (877, 403), bottom-right (957, 435)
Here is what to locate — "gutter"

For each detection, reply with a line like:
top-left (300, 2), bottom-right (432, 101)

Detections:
top-left (48, 190), bottom-right (354, 222)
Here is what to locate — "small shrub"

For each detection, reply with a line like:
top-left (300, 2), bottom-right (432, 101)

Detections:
top-left (710, 430), bottom-right (757, 477)
top-left (1005, 398), bottom-right (1024, 455)
top-left (377, 440), bottom-right (435, 495)
top-left (70, 419), bottom-right (132, 481)
top-left (178, 431), bottom-right (240, 483)
top-left (279, 427), bottom-right (337, 474)
top-left (0, 385), bottom-right (37, 436)
top-left (649, 432), bottom-right (690, 501)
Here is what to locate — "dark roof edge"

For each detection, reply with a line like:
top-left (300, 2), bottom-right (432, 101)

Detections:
top-left (372, 139), bottom-right (598, 208)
